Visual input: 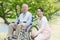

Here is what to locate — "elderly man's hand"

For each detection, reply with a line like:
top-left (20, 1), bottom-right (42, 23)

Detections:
top-left (20, 23), bottom-right (27, 30)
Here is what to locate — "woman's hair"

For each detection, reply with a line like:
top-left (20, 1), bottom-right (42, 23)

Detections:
top-left (38, 7), bottom-right (43, 12)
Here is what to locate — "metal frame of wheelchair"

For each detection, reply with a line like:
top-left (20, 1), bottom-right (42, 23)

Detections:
top-left (16, 16), bottom-right (39, 40)
top-left (17, 24), bottom-right (50, 40)
top-left (17, 24), bottom-right (38, 40)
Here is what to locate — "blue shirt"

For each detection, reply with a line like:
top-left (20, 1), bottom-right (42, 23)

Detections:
top-left (15, 11), bottom-right (32, 26)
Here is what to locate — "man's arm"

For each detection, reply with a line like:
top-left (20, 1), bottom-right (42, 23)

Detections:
top-left (15, 18), bottom-right (20, 24)
top-left (25, 14), bottom-right (32, 26)
top-left (14, 14), bottom-right (21, 23)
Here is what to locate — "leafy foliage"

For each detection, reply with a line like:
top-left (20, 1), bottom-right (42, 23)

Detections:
top-left (0, 0), bottom-right (60, 23)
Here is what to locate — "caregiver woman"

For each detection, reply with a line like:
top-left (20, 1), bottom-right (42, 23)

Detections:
top-left (32, 7), bottom-right (50, 40)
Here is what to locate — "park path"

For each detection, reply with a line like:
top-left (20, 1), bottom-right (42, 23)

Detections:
top-left (50, 15), bottom-right (60, 40)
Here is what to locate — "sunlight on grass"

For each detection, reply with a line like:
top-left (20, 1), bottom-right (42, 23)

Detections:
top-left (0, 32), bottom-right (7, 40)
top-left (49, 15), bottom-right (60, 40)
top-left (49, 14), bottom-right (60, 25)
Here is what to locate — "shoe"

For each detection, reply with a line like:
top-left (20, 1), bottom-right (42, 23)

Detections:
top-left (12, 35), bottom-right (17, 39)
top-left (7, 37), bottom-right (12, 40)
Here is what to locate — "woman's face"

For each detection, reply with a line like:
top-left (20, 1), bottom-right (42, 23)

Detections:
top-left (37, 9), bottom-right (43, 17)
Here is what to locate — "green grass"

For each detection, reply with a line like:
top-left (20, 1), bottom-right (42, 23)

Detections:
top-left (49, 14), bottom-right (60, 24)
top-left (0, 32), bottom-right (7, 40)
top-left (6, 18), bottom-right (15, 23)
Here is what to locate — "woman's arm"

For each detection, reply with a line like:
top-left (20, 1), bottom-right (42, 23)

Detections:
top-left (35, 17), bottom-right (48, 36)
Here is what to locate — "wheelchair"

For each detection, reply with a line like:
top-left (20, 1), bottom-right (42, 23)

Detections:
top-left (5, 16), bottom-right (38, 40)
top-left (17, 24), bottom-right (38, 40)
top-left (17, 17), bottom-right (38, 40)
top-left (16, 17), bottom-right (50, 40)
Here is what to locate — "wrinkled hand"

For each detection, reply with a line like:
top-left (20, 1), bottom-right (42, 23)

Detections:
top-left (31, 33), bottom-right (37, 39)
top-left (21, 23), bottom-right (27, 30)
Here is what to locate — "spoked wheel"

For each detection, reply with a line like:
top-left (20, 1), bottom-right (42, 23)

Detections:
top-left (17, 25), bottom-right (38, 40)
top-left (30, 25), bottom-right (39, 40)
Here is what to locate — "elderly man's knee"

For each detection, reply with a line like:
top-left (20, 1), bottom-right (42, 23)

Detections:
top-left (9, 23), bottom-right (15, 28)
top-left (9, 23), bottom-right (14, 26)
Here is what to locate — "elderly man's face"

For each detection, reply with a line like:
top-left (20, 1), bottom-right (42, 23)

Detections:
top-left (22, 5), bottom-right (28, 13)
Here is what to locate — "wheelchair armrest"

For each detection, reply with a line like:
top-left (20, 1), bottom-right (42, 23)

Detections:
top-left (31, 24), bottom-right (39, 30)
top-left (27, 24), bottom-right (39, 32)
top-left (27, 25), bottom-right (32, 32)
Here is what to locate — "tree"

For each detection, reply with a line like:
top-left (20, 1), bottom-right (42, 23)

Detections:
top-left (0, 0), bottom-right (60, 24)
top-left (0, 0), bottom-right (20, 24)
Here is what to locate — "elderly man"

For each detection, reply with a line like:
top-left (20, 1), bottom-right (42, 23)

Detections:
top-left (7, 4), bottom-right (32, 40)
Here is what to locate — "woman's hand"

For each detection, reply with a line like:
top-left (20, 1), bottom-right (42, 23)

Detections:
top-left (36, 15), bottom-right (39, 20)
top-left (31, 33), bottom-right (38, 39)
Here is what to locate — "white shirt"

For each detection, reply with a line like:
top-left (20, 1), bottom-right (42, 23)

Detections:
top-left (37, 16), bottom-right (50, 34)
top-left (15, 11), bottom-right (32, 26)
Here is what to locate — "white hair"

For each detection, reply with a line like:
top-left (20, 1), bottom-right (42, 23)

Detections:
top-left (22, 4), bottom-right (28, 8)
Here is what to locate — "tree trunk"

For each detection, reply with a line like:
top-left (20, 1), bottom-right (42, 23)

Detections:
top-left (1, 2), bottom-right (9, 24)
top-left (15, 4), bottom-right (19, 17)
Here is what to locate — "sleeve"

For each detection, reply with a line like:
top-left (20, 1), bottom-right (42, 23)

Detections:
top-left (15, 17), bottom-right (20, 23)
top-left (36, 17), bottom-right (48, 35)
top-left (14, 14), bottom-right (21, 23)
top-left (25, 14), bottom-right (32, 26)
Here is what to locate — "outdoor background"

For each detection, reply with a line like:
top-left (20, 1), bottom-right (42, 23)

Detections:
top-left (0, 0), bottom-right (60, 40)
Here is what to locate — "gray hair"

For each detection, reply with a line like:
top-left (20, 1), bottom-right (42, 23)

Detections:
top-left (22, 4), bottom-right (28, 8)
